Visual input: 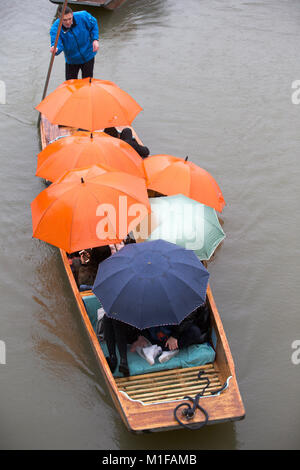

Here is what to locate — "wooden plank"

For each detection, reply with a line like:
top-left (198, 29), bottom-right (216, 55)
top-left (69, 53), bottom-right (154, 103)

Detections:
top-left (116, 363), bottom-right (215, 383)
top-left (119, 376), bottom-right (221, 393)
top-left (119, 376), bottom-right (221, 394)
top-left (125, 380), bottom-right (222, 399)
top-left (116, 367), bottom-right (218, 388)
top-left (116, 371), bottom-right (218, 390)
top-left (79, 290), bottom-right (94, 297)
top-left (136, 389), bottom-right (225, 404)
top-left (117, 366), bottom-right (223, 404)
top-left (131, 387), bottom-right (225, 404)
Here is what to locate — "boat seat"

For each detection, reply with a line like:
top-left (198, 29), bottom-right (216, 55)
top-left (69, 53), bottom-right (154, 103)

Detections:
top-left (81, 293), bottom-right (101, 331)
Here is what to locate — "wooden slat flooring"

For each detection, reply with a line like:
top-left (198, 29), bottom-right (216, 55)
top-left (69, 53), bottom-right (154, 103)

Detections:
top-left (116, 363), bottom-right (223, 404)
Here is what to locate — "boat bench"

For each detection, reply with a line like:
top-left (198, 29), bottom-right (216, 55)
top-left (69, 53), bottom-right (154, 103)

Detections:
top-left (82, 293), bottom-right (216, 378)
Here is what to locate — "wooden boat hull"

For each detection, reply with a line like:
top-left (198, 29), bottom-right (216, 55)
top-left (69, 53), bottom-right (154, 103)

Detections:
top-left (49, 0), bottom-right (127, 10)
top-left (39, 116), bottom-right (245, 432)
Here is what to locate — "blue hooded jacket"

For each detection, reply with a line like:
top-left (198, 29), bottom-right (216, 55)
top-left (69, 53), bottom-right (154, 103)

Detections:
top-left (50, 11), bottom-right (99, 65)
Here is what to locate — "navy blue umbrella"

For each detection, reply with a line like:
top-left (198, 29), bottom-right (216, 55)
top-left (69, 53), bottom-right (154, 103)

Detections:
top-left (92, 240), bottom-right (210, 329)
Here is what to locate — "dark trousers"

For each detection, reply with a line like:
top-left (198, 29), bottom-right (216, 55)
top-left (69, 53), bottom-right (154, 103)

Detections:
top-left (103, 316), bottom-right (138, 365)
top-left (65, 57), bottom-right (95, 80)
top-left (177, 325), bottom-right (209, 350)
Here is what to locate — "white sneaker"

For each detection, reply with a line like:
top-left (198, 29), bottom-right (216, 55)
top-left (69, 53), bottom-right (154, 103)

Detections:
top-left (137, 344), bottom-right (162, 365)
top-left (152, 345), bottom-right (162, 363)
top-left (135, 338), bottom-right (151, 361)
top-left (158, 350), bottom-right (179, 363)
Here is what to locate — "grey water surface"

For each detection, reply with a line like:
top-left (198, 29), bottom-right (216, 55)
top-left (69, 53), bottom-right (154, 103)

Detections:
top-left (0, 0), bottom-right (299, 450)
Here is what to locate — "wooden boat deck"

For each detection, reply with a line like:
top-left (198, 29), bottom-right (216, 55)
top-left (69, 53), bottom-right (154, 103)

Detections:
top-left (49, 0), bottom-right (127, 10)
top-left (116, 363), bottom-right (223, 404)
top-left (38, 115), bottom-right (245, 432)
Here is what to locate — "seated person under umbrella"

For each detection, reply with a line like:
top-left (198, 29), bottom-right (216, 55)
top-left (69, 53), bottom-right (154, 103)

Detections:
top-left (69, 235), bottom-right (136, 291)
top-left (70, 246), bottom-right (111, 291)
top-left (104, 302), bottom-right (211, 377)
top-left (120, 128), bottom-right (150, 159)
top-left (103, 127), bottom-right (120, 138)
top-left (131, 302), bottom-right (211, 364)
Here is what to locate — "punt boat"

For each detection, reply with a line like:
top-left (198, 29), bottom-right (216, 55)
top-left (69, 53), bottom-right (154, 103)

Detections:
top-left (49, 0), bottom-right (128, 9)
top-left (38, 115), bottom-right (245, 432)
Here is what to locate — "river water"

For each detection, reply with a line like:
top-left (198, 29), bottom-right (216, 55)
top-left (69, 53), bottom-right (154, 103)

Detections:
top-left (0, 0), bottom-right (299, 450)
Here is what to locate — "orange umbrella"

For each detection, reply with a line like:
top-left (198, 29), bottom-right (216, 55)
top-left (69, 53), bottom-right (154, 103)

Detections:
top-left (35, 78), bottom-right (142, 131)
top-left (31, 165), bottom-right (150, 253)
top-left (36, 131), bottom-right (145, 182)
top-left (143, 155), bottom-right (225, 212)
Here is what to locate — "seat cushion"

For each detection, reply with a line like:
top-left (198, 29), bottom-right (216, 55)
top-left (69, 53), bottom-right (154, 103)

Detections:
top-left (100, 341), bottom-right (215, 377)
top-left (82, 294), bottom-right (216, 376)
top-left (82, 294), bottom-right (102, 331)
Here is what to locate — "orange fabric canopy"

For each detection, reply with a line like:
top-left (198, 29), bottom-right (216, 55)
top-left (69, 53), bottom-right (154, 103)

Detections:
top-left (36, 131), bottom-right (145, 182)
top-left (35, 78), bottom-right (142, 131)
top-left (31, 165), bottom-right (150, 253)
top-left (143, 155), bottom-right (225, 212)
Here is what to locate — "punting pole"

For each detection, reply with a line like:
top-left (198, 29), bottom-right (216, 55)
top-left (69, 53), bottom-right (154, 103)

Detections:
top-left (37, 0), bottom-right (68, 126)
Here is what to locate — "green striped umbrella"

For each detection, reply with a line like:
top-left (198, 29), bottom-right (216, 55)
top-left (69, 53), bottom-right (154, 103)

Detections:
top-left (145, 194), bottom-right (225, 260)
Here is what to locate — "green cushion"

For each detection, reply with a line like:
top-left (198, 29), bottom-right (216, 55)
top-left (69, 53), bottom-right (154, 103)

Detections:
top-left (100, 341), bottom-right (215, 377)
top-left (82, 294), bottom-right (102, 331)
top-left (81, 294), bottom-right (216, 377)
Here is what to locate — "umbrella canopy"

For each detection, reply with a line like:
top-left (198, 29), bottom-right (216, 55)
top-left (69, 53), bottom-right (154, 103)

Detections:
top-left (145, 194), bottom-right (225, 260)
top-left (92, 239), bottom-right (210, 329)
top-left (143, 154), bottom-right (225, 212)
top-left (36, 131), bottom-right (145, 182)
top-left (35, 78), bottom-right (142, 131)
top-left (31, 165), bottom-right (150, 253)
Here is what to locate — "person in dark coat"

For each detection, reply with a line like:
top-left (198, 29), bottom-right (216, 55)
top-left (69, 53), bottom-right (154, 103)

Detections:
top-left (165, 302), bottom-right (210, 350)
top-left (119, 128), bottom-right (150, 159)
top-left (73, 249), bottom-right (98, 290)
top-left (70, 237), bottom-right (135, 290)
top-left (103, 127), bottom-right (120, 138)
top-left (131, 302), bottom-right (211, 363)
top-left (70, 246), bottom-right (111, 291)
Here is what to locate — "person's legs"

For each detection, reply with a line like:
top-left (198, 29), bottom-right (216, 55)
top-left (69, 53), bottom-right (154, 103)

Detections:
top-left (65, 62), bottom-right (80, 80)
top-left (114, 320), bottom-right (130, 376)
top-left (81, 58), bottom-right (95, 78)
top-left (103, 316), bottom-right (117, 372)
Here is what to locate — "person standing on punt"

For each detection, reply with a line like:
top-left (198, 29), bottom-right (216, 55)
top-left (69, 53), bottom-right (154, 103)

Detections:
top-left (50, 5), bottom-right (99, 80)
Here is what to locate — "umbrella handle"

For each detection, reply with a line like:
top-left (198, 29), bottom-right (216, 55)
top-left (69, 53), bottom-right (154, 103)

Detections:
top-left (37, 0), bottom-right (69, 126)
